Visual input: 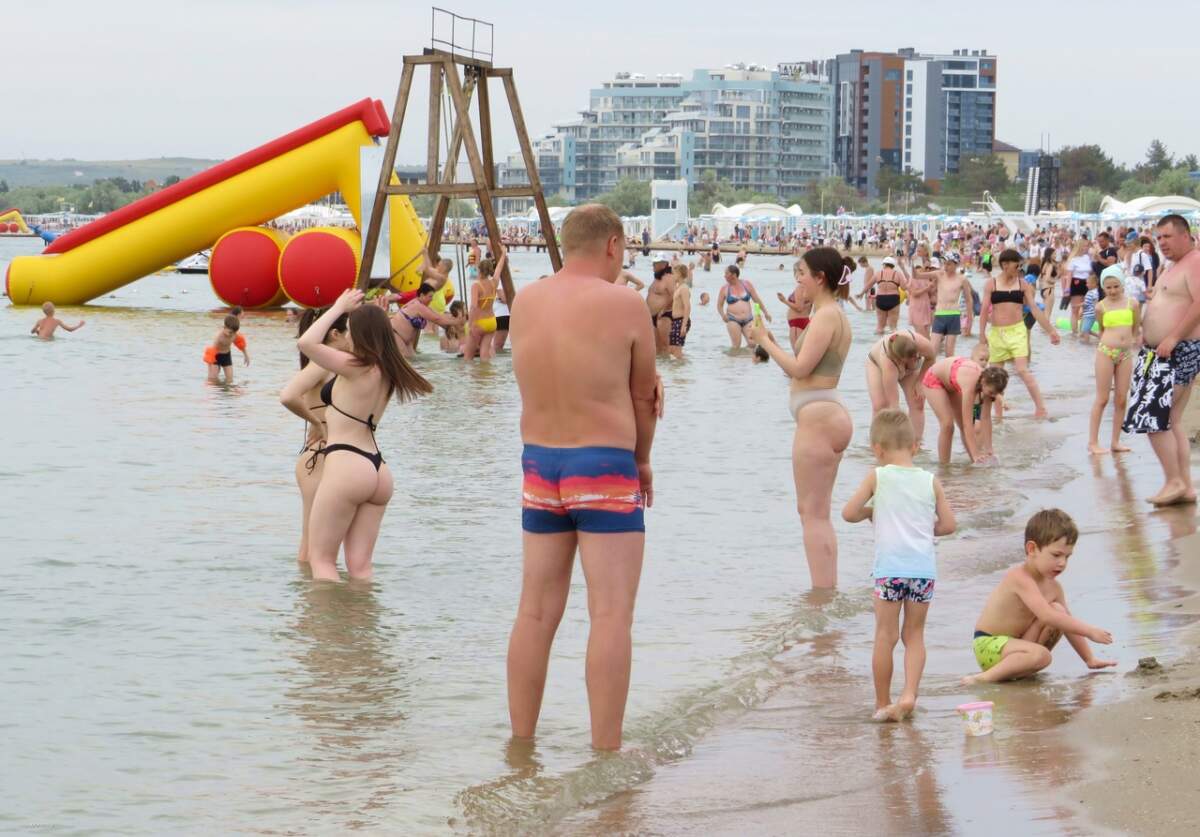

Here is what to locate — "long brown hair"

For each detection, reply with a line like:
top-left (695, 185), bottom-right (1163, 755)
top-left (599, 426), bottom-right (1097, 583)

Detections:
top-left (800, 247), bottom-right (851, 300)
top-left (297, 307), bottom-right (348, 368)
top-left (346, 305), bottom-right (433, 401)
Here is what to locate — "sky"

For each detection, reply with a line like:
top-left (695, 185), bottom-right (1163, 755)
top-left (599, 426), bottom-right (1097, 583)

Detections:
top-left (5, 0), bottom-right (1198, 170)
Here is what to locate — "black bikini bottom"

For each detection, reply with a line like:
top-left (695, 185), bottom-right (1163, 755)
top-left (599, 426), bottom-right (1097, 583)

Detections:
top-left (321, 443), bottom-right (384, 471)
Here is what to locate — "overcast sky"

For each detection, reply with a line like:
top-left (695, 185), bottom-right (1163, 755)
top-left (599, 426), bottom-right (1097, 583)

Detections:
top-left (6, 0), bottom-right (1197, 169)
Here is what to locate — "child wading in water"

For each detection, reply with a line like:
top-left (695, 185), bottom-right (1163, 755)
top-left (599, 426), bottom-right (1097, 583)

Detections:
top-left (31, 302), bottom-right (85, 340)
top-left (1088, 267), bottom-right (1139, 455)
top-left (963, 509), bottom-right (1115, 685)
top-left (843, 409), bottom-right (956, 721)
top-left (204, 314), bottom-right (250, 384)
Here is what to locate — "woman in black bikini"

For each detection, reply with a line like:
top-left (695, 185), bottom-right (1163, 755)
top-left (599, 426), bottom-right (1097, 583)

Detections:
top-left (298, 289), bottom-right (433, 581)
top-left (861, 256), bottom-right (908, 334)
top-left (280, 307), bottom-right (349, 565)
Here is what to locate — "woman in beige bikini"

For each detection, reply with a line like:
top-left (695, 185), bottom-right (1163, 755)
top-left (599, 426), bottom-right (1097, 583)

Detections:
top-left (752, 247), bottom-right (853, 588)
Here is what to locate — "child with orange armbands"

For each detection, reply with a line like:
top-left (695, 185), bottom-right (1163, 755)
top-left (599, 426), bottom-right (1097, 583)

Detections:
top-left (204, 314), bottom-right (250, 384)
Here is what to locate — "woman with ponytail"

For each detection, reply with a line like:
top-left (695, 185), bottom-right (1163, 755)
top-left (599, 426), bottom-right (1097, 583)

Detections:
top-left (751, 247), bottom-right (854, 588)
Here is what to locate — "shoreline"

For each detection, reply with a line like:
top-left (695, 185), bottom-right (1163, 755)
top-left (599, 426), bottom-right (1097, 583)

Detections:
top-left (1059, 530), bottom-right (1200, 835)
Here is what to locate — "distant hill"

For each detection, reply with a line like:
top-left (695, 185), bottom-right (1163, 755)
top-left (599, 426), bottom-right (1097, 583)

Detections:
top-left (0, 158), bottom-right (221, 188)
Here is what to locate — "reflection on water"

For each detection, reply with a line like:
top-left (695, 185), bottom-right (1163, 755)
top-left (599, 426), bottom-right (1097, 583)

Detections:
top-left (281, 580), bottom-right (411, 829)
top-left (3, 236), bottom-right (1196, 834)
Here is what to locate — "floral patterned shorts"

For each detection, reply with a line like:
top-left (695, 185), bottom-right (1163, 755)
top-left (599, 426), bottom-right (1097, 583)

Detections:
top-left (873, 577), bottom-right (935, 603)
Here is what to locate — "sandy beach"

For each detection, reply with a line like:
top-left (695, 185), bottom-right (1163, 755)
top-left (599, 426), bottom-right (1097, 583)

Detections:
top-left (1062, 530), bottom-right (1200, 836)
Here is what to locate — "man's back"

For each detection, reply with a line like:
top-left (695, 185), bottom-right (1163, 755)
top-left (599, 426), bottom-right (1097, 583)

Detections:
top-left (511, 272), bottom-right (648, 449)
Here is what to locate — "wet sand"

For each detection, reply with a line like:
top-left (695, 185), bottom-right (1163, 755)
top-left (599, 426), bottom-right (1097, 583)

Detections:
top-left (560, 350), bottom-right (1199, 835)
top-left (1062, 531), bottom-right (1200, 836)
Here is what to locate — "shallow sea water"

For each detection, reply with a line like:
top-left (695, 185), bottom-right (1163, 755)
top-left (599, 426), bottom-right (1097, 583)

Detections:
top-left (1, 236), bottom-right (1196, 835)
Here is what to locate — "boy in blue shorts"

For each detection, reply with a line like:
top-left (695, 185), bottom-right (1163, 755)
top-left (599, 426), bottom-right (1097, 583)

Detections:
top-left (843, 409), bottom-right (956, 721)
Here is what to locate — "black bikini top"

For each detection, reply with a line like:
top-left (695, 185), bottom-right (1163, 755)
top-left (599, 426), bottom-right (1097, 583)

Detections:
top-left (320, 376), bottom-right (377, 431)
top-left (990, 287), bottom-right (1025, 305)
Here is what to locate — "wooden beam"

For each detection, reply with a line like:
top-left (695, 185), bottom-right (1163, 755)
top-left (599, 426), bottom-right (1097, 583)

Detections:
top-left (386, 184), bottom-right (539, 197)
top-left (502, 73), bottom-right (563, 271)
top-left (428, 72), bottom-right (476, 258)
top-left (357, 62), bottom-right (415, 289)
top-left (426, 64), bottom-right (442, 184)
top-left (442, 59), bottom-right (515, 306)
top-left (486, 68), bottom-right (512, 78)
top-left (421, 48), bottom-right (493, 69)
top-left (478, 72), bottom-right (496, 191)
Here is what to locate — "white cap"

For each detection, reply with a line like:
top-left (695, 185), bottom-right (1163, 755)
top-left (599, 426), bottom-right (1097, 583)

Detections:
top-left (881, 256), bottom-right (897, 267)
top-left (653, 252), bottom-right (671, 263)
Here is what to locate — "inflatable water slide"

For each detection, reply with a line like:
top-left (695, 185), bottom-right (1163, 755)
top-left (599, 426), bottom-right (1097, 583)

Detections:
top-left (0, 208), bottom-right (33, 235)
top-left (5, 99), bottom-right (427, 307)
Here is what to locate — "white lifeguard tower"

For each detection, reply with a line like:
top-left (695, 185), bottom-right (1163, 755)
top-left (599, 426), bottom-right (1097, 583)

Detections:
top-left (650, 179), bottom-right (688, 240)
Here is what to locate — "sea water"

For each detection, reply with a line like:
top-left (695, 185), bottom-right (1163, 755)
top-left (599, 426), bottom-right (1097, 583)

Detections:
top-left (1, 237), bottom-right (1194, 834)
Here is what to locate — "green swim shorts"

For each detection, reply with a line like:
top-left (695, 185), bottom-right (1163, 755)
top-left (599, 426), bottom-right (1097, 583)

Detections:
top-left (973, 631), bottom-right (1011, 671)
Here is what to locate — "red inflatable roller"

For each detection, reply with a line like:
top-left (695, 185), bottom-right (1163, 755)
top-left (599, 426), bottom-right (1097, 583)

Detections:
top-left (209, 227), bottom-right (289, 308)
top-left (278, 226), bottom-right (361, 308)
top-left (6, 223), bottom-right (18, 233)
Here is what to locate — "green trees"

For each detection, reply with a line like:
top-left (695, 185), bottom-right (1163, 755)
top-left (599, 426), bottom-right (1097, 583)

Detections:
top-left (1056, 145), bottom-right (1122, 195)
top-left (0, 179), bottom-right (8, 194)
top-left (595, 178), bottom-right (650, 216)
top-left (943, 154), bottom-right (1011, 195)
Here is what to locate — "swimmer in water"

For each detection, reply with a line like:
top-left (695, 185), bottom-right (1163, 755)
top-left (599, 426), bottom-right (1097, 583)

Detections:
top-left (391, 282), bottom-right (464, 359)
top-left (30, 301), bottom-right (84, 340)
top-left (699, 292), bottom-right (711, 307)
top-left (203, 314), bottom-right (249, 384)
top-left (778, 274), bottom-right (813, 353)
top-left (279, 307), bottom-right (350, 564)
top-left (750, 248), bottom-right (852, 588)
top-left (297, 289), bottom-right (433, 581)
top-left (464, 247), bottom-right (506, 361)
top-left (441, 300), bottom-right (466, 353)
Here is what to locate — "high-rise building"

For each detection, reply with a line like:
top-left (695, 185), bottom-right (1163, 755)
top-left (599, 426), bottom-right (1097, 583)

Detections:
top-left (497, 64), bottom-right (834, 206)
top-left (832, 47), bottom-right (997, 195)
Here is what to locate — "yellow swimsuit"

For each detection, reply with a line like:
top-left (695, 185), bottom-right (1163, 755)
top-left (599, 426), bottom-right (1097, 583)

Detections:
top-left (475, 286), bottom-right (497, 334)
top-left (1098, 304), bottom-right (1134, 364)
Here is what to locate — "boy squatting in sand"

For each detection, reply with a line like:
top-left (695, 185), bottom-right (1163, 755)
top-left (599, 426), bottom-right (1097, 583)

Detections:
top-left (31, 302), bottom-right (85, 340)
top-left (963, 508), bottom-right (1115, 684)
top-left (204, 314), bottom-right (250, 383)
top-left (843, 409), bottom-right (955, 721)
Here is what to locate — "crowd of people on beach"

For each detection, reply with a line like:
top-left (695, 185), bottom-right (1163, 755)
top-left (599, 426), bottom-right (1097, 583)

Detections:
top-left (27, 202), bottom-right (1198, 750)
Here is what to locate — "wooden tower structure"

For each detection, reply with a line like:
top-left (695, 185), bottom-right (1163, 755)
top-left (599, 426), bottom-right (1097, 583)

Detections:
top-left (357, 8), bottom-right (563, 304)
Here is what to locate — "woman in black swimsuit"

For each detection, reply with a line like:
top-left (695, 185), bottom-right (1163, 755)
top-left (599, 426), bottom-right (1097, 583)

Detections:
top-left (298, 289), bottom-right (433, 581)
top-left (280, 307), bottom-right (349, 565)
top-left (861, 256), bottom-right (908, 334)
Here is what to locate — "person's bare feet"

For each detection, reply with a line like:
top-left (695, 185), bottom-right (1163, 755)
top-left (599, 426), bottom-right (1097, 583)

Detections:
top-left (1034, 408), bottom-right (1050, 420)
top-left (1088, 444), bottom-right (1110, 455)
top-left (960, 673), bottom-right (983, 686)
top-left (1110, 443), bottom-right (1132, 453)
top-left (1148, 480), bottom-right (1188, 505)
top-left (872, 707), bottom-right (892, 722)
top-left (892, 695), bottom-right (917, 720)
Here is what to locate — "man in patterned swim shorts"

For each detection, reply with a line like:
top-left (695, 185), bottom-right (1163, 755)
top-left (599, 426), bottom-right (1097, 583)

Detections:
top-left (1125, 214), bottom-right (1200, 506)
top-left (507, 204), bottom-right (660, 751)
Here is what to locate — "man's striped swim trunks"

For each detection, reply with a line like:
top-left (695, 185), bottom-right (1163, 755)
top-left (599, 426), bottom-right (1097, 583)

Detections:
top-left (521, 445), bottom-right (644, 534)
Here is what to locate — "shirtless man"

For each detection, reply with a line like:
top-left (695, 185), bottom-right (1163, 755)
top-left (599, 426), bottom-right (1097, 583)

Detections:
top-left (507, 204), bottom-right (659, 751)
top-left (668, 263), bottom-right (692, 360)
top-left (930, 252), bottom-right (972, 357)
top-left (30, 302), bottom-right (84, 340)
top-left (1126, 214), bottom-right (1200, 505)
top-left (645, 253), bottom-right (676, 353)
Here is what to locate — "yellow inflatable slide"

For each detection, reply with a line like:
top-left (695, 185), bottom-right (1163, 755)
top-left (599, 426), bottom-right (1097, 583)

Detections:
top-left (5, 99), bottom-right (426, 306)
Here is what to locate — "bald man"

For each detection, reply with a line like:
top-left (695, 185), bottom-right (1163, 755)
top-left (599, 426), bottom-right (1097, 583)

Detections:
top-left (507, 203), bottom-right (659, 750)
